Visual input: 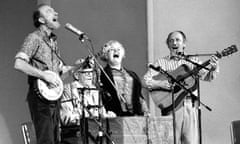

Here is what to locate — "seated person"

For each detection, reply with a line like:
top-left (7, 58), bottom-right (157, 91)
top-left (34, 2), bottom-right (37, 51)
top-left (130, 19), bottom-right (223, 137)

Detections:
top-left (60, 57), bottom-right (116, 144)
top-left (99, 40), bottom-right (149, 116)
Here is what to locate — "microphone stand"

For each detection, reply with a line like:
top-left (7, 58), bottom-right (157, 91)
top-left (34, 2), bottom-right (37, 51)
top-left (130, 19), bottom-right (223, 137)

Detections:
top-left (176, 54), bottom-right (214, 144)
top-left (77, 36), bottom-right (116, 144)
top-left (149, 65), bottom-right (198, 144)
top-left (77, 87), bottom-right (110, 144)
top-left (196, 76), bottom-right (202, 144)
top-left (95, 69), bottom-right (104, 144)
top-left (171, 82), bottom-right (177, 144)
top-left (79, 87), bottom-right (88, 144)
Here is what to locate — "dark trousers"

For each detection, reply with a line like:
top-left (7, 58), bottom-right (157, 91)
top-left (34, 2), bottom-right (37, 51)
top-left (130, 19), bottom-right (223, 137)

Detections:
top-left (27, 87), bottom-right (60, 144)
top-left (60, 126), bottom-right (82, 144)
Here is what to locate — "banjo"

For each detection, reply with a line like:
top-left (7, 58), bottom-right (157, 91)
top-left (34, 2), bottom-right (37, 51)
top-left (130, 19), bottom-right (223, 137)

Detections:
top-left (36, 56), bottom-right (94, 101)
top-left (36, 70), bottom-right (64, 101)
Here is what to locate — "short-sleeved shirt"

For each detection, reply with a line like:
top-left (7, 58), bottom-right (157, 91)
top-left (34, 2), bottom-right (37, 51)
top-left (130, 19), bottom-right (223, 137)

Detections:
top-left (15, 28), bottom-right (63, 83)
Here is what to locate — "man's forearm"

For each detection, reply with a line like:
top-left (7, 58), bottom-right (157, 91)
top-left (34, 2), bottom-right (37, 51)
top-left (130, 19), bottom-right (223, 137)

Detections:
top-left (14, 58), bottom-right (45, 79)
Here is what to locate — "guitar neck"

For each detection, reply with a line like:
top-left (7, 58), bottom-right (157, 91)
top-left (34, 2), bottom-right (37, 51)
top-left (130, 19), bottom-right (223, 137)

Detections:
top-left (60, 61), bottom-right (95, 80)
top-left (60, 65), bottom-right (81, 80)
top-left (181, 44), bottom-right (238, 80)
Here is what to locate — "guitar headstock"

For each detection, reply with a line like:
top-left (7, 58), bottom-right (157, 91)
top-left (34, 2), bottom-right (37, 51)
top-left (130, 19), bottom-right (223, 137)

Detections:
top-left (216, 45), bottom-right (238, 58)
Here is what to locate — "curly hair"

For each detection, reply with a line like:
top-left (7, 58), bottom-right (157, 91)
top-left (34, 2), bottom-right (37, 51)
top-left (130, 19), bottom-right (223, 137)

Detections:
top-left (100, 40), bottom-right (125, 62)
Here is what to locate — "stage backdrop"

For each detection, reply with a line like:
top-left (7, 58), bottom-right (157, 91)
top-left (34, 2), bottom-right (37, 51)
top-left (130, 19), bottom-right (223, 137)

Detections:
top-left (51, 0), bottom-right (148, 77)
top-left (147, 0), bottom-right (240, 144)
top-left (0, 1), bottom-right (36, 144)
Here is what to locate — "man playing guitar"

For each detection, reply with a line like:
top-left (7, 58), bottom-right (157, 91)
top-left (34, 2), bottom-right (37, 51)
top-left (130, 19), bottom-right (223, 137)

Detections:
top-left (143, 31), bottom-right (219, 144)
top-left (14, 4), bottom-right (72, 144)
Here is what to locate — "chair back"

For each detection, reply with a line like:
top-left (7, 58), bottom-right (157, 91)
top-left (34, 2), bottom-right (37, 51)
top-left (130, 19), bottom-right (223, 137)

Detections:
top-left (230, 120), bottom-right (240, 144)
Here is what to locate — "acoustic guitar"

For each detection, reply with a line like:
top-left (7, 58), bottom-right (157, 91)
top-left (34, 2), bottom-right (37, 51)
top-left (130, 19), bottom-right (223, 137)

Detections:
top-left (149, 45), bottom-right (238, 115)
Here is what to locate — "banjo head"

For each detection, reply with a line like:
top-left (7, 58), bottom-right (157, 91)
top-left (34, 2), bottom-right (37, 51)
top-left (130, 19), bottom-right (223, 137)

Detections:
top-left (37, 70), bottom-right (64, 101)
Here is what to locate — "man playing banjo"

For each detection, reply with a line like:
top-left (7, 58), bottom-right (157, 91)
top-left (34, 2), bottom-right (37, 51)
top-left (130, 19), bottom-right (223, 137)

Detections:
top-left (14, 4), bottom-right (73, 144)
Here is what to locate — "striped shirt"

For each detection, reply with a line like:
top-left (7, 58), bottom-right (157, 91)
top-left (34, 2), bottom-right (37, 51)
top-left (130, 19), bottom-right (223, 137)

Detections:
top-left (143, 55), bottom-right (218, 93)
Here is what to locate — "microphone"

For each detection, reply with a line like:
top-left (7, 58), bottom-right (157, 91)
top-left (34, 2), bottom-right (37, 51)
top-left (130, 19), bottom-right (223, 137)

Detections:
top-left (176, 52), bottom-right (184, 56)
top-left (65, 23), bottom-right (88, 40)
top-left (148, 64), bottom-right (161, 71)
top-left (176, 52), bottom-right (190, 59)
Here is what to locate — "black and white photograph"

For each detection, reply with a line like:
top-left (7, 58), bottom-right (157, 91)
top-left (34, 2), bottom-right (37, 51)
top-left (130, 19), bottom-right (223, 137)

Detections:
top-left (0, 0), bottom-right (240, 144)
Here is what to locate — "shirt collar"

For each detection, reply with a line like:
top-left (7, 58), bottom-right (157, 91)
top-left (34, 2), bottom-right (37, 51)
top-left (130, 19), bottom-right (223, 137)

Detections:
top-left (169, 55), bottom-right (180, 61)
top-left (38, 26), bottom-right (57, 41)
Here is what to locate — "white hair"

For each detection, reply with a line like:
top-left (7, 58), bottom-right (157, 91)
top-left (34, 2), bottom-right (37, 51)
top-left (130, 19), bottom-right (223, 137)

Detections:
top-left (100, 40), bottom-right (125, 62)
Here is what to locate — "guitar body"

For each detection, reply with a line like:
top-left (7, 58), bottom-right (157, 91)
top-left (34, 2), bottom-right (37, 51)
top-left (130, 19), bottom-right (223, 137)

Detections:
top-left (36, 70), bottom-right (64, 101)
top-left (150, 64), bottom-right (197, 115)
